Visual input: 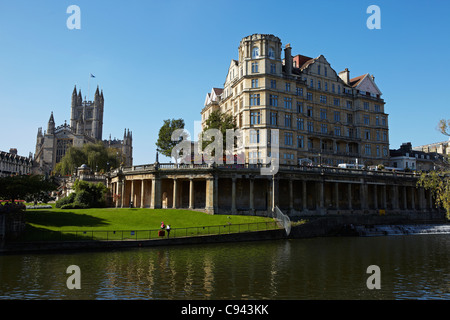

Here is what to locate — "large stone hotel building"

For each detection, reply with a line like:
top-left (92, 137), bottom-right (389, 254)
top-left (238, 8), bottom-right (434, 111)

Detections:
top-left (201, 34), bottom-right (389, 167)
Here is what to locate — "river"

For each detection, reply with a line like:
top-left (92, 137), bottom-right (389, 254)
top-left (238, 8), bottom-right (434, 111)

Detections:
top-left (0, 235), bottom-right (449, 300)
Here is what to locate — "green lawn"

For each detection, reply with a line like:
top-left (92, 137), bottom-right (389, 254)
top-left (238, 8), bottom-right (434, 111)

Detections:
top-left (19, 207), bottom-right (279, 242)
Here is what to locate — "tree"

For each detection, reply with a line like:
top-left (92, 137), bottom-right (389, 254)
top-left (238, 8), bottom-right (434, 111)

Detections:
top-left (201, 110), bottom-right (237, 157)
top-left (55, 142), bottom-right (121, 175)
top-left (155, 118), bottom-right (185, 163)
top-left (0, 175), bottom-right (56, 203)
top-left (417, 118), bottom-right (450, 219)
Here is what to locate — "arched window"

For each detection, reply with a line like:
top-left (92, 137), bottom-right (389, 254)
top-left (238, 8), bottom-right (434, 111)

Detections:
top-left (252, 47), bottom-right (259, 58)
top-left (268, 47), bottom-right (275, 59)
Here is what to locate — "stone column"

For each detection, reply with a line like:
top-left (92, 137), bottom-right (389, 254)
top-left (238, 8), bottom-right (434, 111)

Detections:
top-left (140, 179), bottom-right (145, 208)
top-left (249, 177), bottom-right (255, 214)
top-left (403, 186), bottom-right (407, 210)
top-left (231, 177), bottom-right (237, 214)
top-left (419, 187), bottom-right (425, 211)
top-left (318, 180), bottom-right (325, 214)
top-left (214, 176), bottom-right (219, 213)
top-left (410, 187), bottom-right (415, 211)
top-left (205, 177), bottom-right (214, 213)
top-left (151, 177), bottom-right (161, 209)
top-left (120, 178), bottom-right (125, 208)
top-left (302, 180), bottom-right (307, 211)
top-left (334, 182), bottom-right (340, 210)
top-left (382, 185), bottom-right (387, 209)
top-left (172, 178), bottom-right (178, 209)
top-left (289, 179), bottom-right (293, 213)
top-left (373, 184), bottom-right (378, 210)
top-left (189, 178), bottom-right (194, 209)
top-left (393, 185), bottom-right (399, 210)
top-left (348, 183), bottom-right (352, 210)
top-left (360, 180), bottom-right (368, 210)
top-left (271, 175), bottom-right (279, 211)
top-left (130, 180), bottom-right (134, 208)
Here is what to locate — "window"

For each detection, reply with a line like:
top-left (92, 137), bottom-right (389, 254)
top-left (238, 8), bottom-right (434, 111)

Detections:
top-left (338, 85), bottom-right (341, 94)
top-left (332, 84), bottom-right (335, 93)
top-left (250, 111), bottom-right (261, 124)
top-left (297, 102), bottom-right (303, 113)
top-left (250, 94), bottom-right (260, 106)
top-left (320, 109), bottom-right (327, 120)
top-left (318, 81), bottom-right (321, 90)
top-left (374, 104), bottom-right (381, 112)
top-left (297, 118), bottom-right (304, 130)
top-left (310, 79), bottom-right (314, 88)
top-left (364, 102), bottom-right (369, 110)
top-left (376, 131), bottom-right (380, 141)
top-left (285, 114), bottom-right (292, 127)
top-left (321, 124), bottom-right (328, 134)
top-left (320, 95), bottom-right (327, 104)
top-left (307, 121), bottom-right (314, 132)
top-left (252, 47), bottom-right (259, 58)
top-left (269, 94), bottom-right (278, 107)
top-left (376, 145), bottom-right (380, 157)
top-left (284, 97), bottom-right (292, 109)
top-left (383, 131), bottom-right (388, 141)
top-left (383, 147), bottom-right (388, 157)
top-left (270, 112), bottom-right (277, 125)
top-left (284, 132), bottom-right (293, 146)
top-left (364, 115), bottom-right (370, 125)
top-left (285, 83), bottom-right (291, 92)
top-left (307, 106), bottom-right (313, 117)
top-left (270, 64), bottom-right (276, 74)
top-left (382, 117), bottom-right (386, 126)
top-left (251, 62), bottom-right (259, 73)
top-left (365, 144), bottom-right (371, 155)
top-left (333, 98), bottom-right (340, 106)
top-left (346, 101), bottom-right (353, 109)
top-left (251, 79), bottom-right (258, 88)
top-left (365, 130), bottom-right (371, 140)
top-left (307, 92), bottom-right (313, 101)
top-left (347, 113), bottom-right (353, 124)
top-left (297, 135), bottom-right (304, 148)
top-left (335, 126), bottom-right (341, 136)
top-left (376, 116), bottom-right (380, 125)
top-left (296, 87), bottom-right (303, 96)
top-left (325, 67), bottom-right (327, 77)
top-left (268, 47), bottom-right (275, 59)
top-left (325, 82), bottom-right (328, 91)
top-left (348, 128), bottom-right (354, 138)
top-left (250, 130), bottom-right (260, 144)
top-left (318, 65), bottom-right (321, 75)
top-left (270, 80), bottom-right (276, 89)
top-left (334, 111), bottom-right (340, 122)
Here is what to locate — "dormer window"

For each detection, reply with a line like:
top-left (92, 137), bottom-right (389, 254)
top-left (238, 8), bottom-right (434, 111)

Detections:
top-left (252, 47), bottom-right (259, 58)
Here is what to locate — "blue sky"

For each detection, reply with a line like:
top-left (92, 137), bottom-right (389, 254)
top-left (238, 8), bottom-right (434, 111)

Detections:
top-left (1, 0), bottom-right (449, 165)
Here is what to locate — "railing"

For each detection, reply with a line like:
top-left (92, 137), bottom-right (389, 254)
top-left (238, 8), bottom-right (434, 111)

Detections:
top-left (18, 221), bottom-right (281, 243)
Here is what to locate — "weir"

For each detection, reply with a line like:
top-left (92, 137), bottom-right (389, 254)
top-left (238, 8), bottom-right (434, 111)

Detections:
top-left (354, 224), bottom-right (450, 237)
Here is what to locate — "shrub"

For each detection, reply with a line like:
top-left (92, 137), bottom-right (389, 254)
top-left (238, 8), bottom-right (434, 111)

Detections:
top-left (61, 202), bottom-right (89, 209)
top-left (55, 193), bottom-right (76, 208)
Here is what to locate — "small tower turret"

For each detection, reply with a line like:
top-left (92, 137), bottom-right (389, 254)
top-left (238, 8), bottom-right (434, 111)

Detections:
top-left (47, 112), bottom-right (55, 134)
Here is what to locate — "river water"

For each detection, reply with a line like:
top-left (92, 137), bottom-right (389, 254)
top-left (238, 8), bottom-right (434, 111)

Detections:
top-left (0, 235), bottom-right (449, 300)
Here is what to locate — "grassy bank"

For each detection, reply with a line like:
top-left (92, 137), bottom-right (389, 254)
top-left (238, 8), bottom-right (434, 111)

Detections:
top-left (18, 207), bottom-right (277, 241)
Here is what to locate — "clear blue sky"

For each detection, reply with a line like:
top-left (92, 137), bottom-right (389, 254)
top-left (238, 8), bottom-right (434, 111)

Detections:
top-left (1, 0), bottom-right (449, 165)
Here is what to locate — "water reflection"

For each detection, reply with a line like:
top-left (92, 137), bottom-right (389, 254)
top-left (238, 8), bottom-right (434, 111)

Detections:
top-left (1, 235), bottom-right (450, 300)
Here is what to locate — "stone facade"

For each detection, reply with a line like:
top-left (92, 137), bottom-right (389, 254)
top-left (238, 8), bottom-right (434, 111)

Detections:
top-left (34, 86), bottom-right (133, 174)
top-left (0, 148), bottom-right (33, 177)
top-left (201, 34), bottom-right (389, 167)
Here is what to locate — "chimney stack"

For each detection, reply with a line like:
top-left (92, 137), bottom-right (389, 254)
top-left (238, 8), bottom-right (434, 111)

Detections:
top-left (339, 68), bottom-right (350, 84)
top-left (284, 44), bottom-right (292, 75)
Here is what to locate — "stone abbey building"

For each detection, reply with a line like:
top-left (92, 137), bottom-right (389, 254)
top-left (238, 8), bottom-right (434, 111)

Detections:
top-left (202, 34), bottom-right (389, 167)
top-left (34, 86), bottom-right (133, 174)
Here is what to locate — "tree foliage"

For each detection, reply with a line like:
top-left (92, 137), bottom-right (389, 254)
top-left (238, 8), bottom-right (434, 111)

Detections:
top-left (55, 179), bottom-right (108, 209)
top-left (417, 118), bottom-right (450, 219)
top-left (55, 142), bottom-right (121, 175)
top-left (155, 118), bottom-right (185, 160)
top-left (201, 110), bottom-right (237, 153)
top-left (0, 175), bottom-right (56, 203)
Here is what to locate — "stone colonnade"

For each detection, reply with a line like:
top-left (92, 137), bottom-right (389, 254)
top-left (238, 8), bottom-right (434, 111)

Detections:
top-left (109, 166), bottom-right (436, 217)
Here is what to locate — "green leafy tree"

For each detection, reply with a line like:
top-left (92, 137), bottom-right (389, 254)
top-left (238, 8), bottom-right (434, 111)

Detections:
top-left (201, 110), bottom-right (237, 158)
top-left (55, 142), bottom-right (120, 175)
top-left (417, 119), bottom-right (450, 219)
top-left (0, 175), bottom-right (56, 203)
top-left (155, 118), bottom-right (185, 162)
